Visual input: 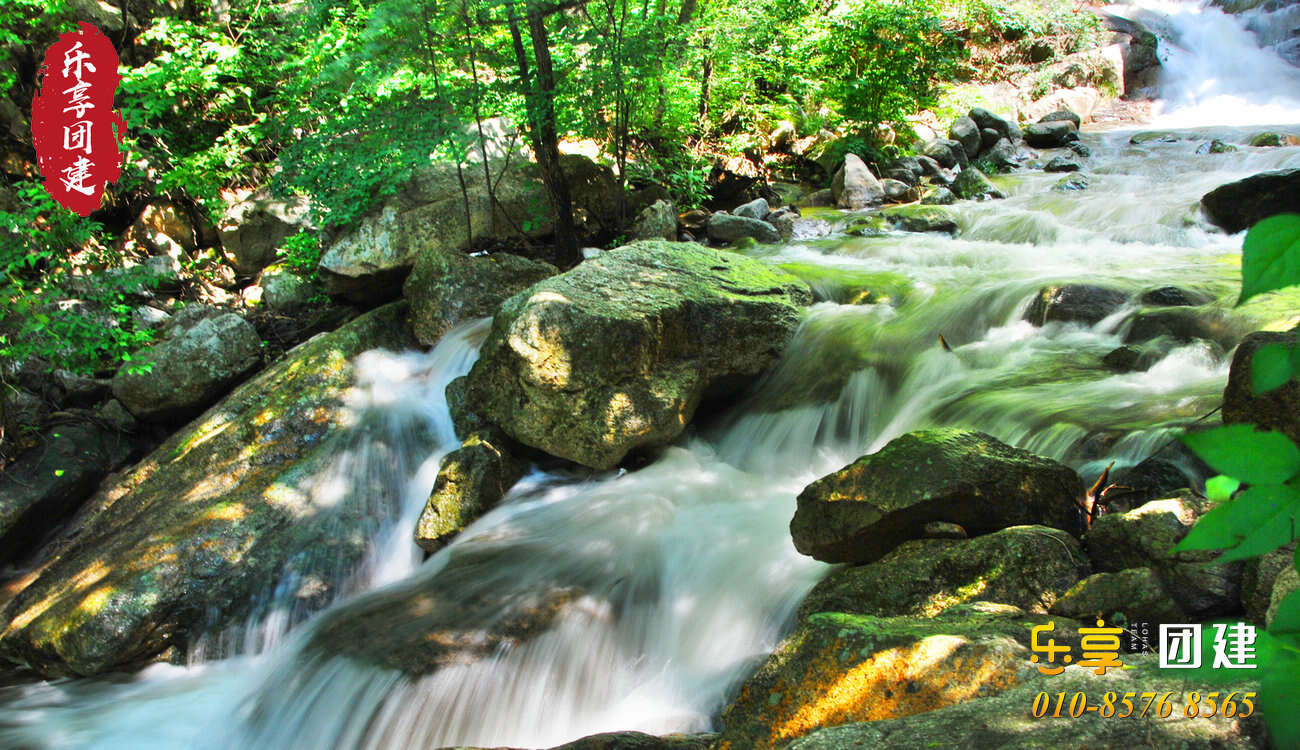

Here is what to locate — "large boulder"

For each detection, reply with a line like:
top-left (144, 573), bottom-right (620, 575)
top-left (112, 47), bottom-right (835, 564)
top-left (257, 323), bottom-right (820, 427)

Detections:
top-left (830, 153), bottom-right (885, 209)
top-left (951, 166), bottom-right (1005, 201)
top-left (797, 525), bottom-right (1089, 618)
top-left (716, 609), bottom-right (1059, 750)
top-left (790, 429), bottom-right (1086, 564)
top-left (464, 242), bottom-right (810, 469)
top-left (110, 312), bottom-right (262, 423)
top-left (1025, 284), bottom-right (1129, 327)
top-left (706, 213), bottom-right (781, 244)
top-left (1051, 567), bottom-right (1188, 625)
top-left (319, 132), bottom-right (615, 303)
top-left (1200, 168), bottom-right (1300, 233)
top-left (1223, 330), bottom-right (1300, 445)
top-left (947, 116), bottom-right (982, 160)
top-left (403, 248), bottom-right (558, 346)
top-left (1086, 493), bottom-right (1243, 618)
top-left (920, 139), bottom-right (969, 170)
top-left (219, 192), bottom-right (311, 276)
top-left (0, 305), bottom-right (416, 677)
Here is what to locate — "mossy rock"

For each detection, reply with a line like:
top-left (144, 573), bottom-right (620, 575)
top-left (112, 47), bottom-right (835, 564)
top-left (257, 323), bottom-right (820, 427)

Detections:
top-left (717, 609), bottom-right (1075, 750)
top-left (785, 655), bottom-right (1266, 749)
top-left (791, 429), bottom-right (1087, 564)
top-left (0, 304), bottom-right (415, 677)
top-left (880, 205), bottom-right (959, 234)
top-left (798, 525), bottom-right (1089, 619)
top-left (404, 248), bottom-right (557, 346)
top-left (465, 241), bottom-right (811, 469)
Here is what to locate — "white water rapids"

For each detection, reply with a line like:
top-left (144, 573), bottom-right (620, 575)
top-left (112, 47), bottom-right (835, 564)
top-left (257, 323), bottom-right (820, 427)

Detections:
top-left (3, 1), bottom-right (1300, 747)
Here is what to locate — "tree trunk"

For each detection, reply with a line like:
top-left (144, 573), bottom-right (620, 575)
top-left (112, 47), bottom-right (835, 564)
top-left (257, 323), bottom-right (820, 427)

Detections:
top-left (522, 2), bottom-right (579, 266)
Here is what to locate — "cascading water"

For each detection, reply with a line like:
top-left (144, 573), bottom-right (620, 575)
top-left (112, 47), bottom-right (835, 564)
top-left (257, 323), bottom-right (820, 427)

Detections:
top-left (3, 3), bottom-right (1300, 748)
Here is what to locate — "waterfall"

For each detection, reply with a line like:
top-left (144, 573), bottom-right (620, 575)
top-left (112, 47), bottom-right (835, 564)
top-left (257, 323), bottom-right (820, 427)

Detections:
top-left (3, 3), bottom-right (1299, 748)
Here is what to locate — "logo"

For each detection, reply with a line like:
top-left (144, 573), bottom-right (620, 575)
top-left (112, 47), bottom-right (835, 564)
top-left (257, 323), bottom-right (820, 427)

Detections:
top-left (31, 23), bottom-right (128, 216)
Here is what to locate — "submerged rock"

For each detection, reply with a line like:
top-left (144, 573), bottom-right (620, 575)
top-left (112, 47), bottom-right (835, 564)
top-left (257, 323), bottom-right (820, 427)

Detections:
top-left (0, 304), bottom-right (415, 677)
top-left (1123, 308), bottom-right (1240, 348)
top-left (1196, 138), bottom-right (1238, 154)
top-left (790, 429), bottom-right (1086, 564)
top-left (881, 205), bottom-right (958, 234)
top-left (464, 241), bottom-right (810, 469)
top-left (1053, 173), bottom-right (1090, 191)
top-left (1044, 154), bottom-right (1081, 172)
top-left (1201, 167), bottom-right (1300, 233)
top-left (1025, 284), bottom-right (1128, 327)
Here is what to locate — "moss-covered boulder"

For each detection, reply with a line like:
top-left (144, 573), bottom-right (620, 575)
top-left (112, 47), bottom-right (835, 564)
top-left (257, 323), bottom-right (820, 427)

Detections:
top-left (797, 526), bottom-right (1089, 619)
top-left (784, 656), bottom-right (1266, 750)
top-left (1200, 168), bottom-right (1300, 233)
top-left (0, 304), bottom-right (415, 677)
top-left (1050, 567), bottom-right (1187, 624)
top-left (716, 609), bottom-right (1060, 750)
top-left (413, 429), bottom-right (525, 552)
top-left (464, 241), bottom-right (811, 469)
top-left (1223, 330), bottom-right (1300, 445)
top-left (951, 166), bottom-right (1005, 201)
top-left (1086, 494), bottom-right (1242, 618)
top-left (881, 205), bottom-right (958, 234)
top-left (403, 248), bottom-right (557, 346)
top-left (791, 430), bottom-right (1087, 564)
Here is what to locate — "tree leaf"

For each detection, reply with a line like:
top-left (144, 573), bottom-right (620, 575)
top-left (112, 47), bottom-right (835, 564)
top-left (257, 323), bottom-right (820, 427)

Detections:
top-left (1181, 425), bottom-right (1300, 485)
top-left (1252, 342), bottom-right (1296, 395)
top-left (1205, 474), bottom-right (1241, 502)
top-left (1239, 213), bottom-right (1300, 305)
top-left (1273, 588), bottom-right (1300, 635)
top-left (1176, 484), bottom-right (1300, 556)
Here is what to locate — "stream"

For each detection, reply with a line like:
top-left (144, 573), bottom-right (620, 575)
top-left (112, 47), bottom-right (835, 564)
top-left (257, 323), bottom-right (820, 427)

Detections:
top-left (3, 0), bottom-right (1300, 747)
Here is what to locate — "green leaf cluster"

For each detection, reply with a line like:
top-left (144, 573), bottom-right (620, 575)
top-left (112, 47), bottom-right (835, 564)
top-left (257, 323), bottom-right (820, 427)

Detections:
top-left (1177, 213), bottom-right (1300, 748)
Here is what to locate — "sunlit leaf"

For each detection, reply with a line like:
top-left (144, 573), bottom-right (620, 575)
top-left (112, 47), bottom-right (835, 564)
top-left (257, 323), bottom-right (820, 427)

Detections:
top-left (1239, 213), bottom-right (1300, 305)
top-left (1252, 341), bottom-right (1296, 395)
top-left (1205, 474), bottom-right (1241, 502)
top-left (1181, 425), bottom-right (1300, 485)
top-left (1176, 484), bottom-right (1300, 556)
top-left (1273, 588), bottom-right (1300, 635)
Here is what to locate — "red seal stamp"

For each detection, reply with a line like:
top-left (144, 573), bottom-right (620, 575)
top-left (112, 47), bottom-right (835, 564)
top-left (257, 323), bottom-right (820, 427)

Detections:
top-left (31, 22), bottom-right (128, 217)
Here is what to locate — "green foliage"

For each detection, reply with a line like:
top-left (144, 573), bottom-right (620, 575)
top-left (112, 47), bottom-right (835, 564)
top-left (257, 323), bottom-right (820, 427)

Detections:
top-left (0, 184), bottom-right (158, 375)
top-left (811, 0), bottom-right (964, 133)
top-left (1238, 214), bottom-right (1300, 306)
top-left (0, 0), bottom-right (76, 98)
top-left (277, 231), bottom-right (323, 281)
top-left (1177, 212), bottom-right (1300, 744)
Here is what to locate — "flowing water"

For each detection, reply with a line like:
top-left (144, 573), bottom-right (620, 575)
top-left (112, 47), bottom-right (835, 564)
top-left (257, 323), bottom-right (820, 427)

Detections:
top-left (3, 1), bottom-right (1300, 747)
